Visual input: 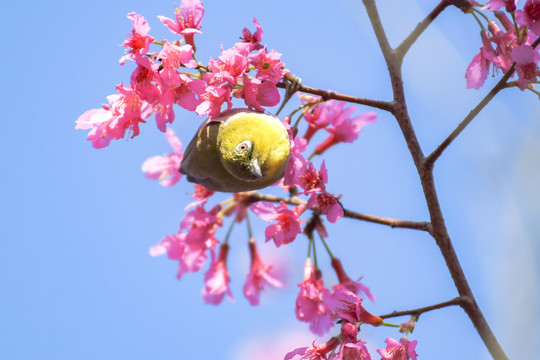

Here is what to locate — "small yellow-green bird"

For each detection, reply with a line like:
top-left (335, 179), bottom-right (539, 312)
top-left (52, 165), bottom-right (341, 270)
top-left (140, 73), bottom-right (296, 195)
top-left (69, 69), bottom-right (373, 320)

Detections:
top-left (179, 108), bottom-right (291, 192)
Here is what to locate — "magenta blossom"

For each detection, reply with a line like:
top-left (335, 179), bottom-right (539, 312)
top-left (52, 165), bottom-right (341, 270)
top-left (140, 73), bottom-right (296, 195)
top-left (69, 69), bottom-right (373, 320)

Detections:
top-left (315, 104), bottom-right (377, 156)
top-left (243, 239), bottom-right (284, 305)
top-left (119, 12), bottom-right (155, 65)
top-left (158, 0), bottom-right (204, 48)
top-left (307, 191), bottom-right (344, 223)
top-left (294, 159), bottom-right (327, 195)
top-left (237, 75), bottom-right (281, 112)
top-left (250, 201), bottom-right (306, 247)
top-left (334, 341), bottom-right (372, 360)
top-left (202, 243), bottom-right (234, 305)
top-left (377, 338), bottom-right (418, 360)
top-left (511, 44), bottom-right (540, 90)
top-left (284, 337), bottom-right (340, 360)
top-left (185, 184), bottom-right (216, 210)
top-left (141, 128), bottom-right (183, 186)
top-left (249, 47), bottom-right (286, 84)
top-left (331, 257), bottom-right (375, 302)
top-left (235, 17), bottom-right (264, 53)
top-left (76, 85), bottom-right (153, 148)
top-left (325, 287), bottom-right (382, 326)
top-left (516, 0), bottom-right (540, 35)
top-left (295, 258), bottom-right (333, 336)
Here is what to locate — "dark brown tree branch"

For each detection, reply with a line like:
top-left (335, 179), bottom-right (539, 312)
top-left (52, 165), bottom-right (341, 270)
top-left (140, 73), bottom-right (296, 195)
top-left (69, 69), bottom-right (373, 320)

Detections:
top-left (276, 77), bottom-right (394, 112)
top-left (244, 192), bottom-right (429, 231)
top-left (362, 0), bottom-right (508, 359)
top-left (379, 297), bottom-right (463, 320)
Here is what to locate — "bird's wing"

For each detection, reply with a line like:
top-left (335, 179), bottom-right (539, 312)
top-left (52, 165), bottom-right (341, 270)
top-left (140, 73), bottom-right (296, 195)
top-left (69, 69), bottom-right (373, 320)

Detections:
top-left (179, 120), bottom-right (222, 183)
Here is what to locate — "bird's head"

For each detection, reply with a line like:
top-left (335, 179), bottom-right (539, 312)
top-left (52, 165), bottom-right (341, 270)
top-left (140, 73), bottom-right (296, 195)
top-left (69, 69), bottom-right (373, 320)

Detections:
top-left (218, 111), bottom-right (290, 183)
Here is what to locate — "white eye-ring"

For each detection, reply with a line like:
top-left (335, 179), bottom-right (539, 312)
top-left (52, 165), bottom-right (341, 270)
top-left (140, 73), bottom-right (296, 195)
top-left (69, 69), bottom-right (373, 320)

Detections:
top-left (235, 140), bottom-right (252, 155)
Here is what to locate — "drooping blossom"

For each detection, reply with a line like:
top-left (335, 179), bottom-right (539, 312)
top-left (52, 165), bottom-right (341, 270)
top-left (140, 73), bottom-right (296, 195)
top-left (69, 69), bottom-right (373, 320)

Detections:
top-left (333, 324), bottom-right (372, 360)
top-left (465, 51), bottom-right (490, 89)
top-left (516, 0), bottom-right (540, 35)
top-left (377, 338), bottom-right (418, 360)
top-left (282, 120), bottom-right (308, 188)
top-left (295, 258), bottom-right (333, 336)
top-left (243, 239), bottom-right (284, 305)
top-left (314, 103), bottom-right (377, 156)
top-left (149, 205), bottom-right (221, 279)
top-left (331, 257), bottom-right (375, 302)
top-left (141, 127), bottom-right (184, 186)
top-left (119, 12), bottom-right (155, 65)
top-left (511, 44), bottom-right (540, 90)
top-left (284, 337), bottom-right (340, 360)
top-left (250, 201), bottom-right (306, 247)
top-left (325, 287), bottom-right (382, 327)
top-left (202, 243), bottom-right (234, 304)
top-left (185, 184), bottom-right (216, 210)
top-left (333, 341), bottom-right (372, 360)
top-left (158, 0), bottom-right (204, 48)
top-left (482, 0), bottom-right (519, 11)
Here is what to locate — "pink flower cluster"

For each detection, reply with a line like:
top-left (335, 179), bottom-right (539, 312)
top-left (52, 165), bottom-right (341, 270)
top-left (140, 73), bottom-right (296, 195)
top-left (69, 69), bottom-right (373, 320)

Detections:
top-left (466, 1), bottom-right (540, 91)
top-left (287, 258), bottom-right (417, 360)
top-left (77, 0), bottom-right (286, 148)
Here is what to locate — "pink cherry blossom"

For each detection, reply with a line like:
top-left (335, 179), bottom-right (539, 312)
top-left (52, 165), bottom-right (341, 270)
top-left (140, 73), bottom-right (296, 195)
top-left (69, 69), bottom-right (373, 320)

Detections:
top-left (331, 258), bottom-right (375, 302)
top-left (482, 0), bottom-right (519, 11)
top-left (465, 52), bottom-right (490, 89)
top-left (249, 47), bottom-right (286, 84)
top-left (284, 337), bottom-right (340, 360)
top-left (511, 44), bottom-right (540, 90)
top-left (243, 239), bottom-right (284, 305)
top-left (76, 85), bottom-right (153, 148)
top-left (119, 12), bottom-right (155, 65)
top-left (202, 243), bottom-right (234, 305)
top-left (250, 201), bottom-right (306, 247)
top-left (130, 62), bottom-right (161, 103)
top-left (235, 17), bottom-right (264, 53)
top-left (141, 127), bottom-right (183, 186)
top-left (315, 105), bottom-right (377, 156)
top-left (377, 338), bottom-right (418, 360)
top-left (295, 258), bottom-right (333, 336)
top-left (516, 0), bottom-right (540, 35)
top-left (237, 75), bottom-right (280, 112)
top-left (299, 97), bottom-right (337, 143)
top-left (196, 84), bottom-right (232, 118)
top-left (185, 184), bottom-right (216, 210)
top-left (333, 341), bottom-right (372, 360)
top-left (325, 287), bottom-right (382, 326)
top-left (294, 159), bottom-right (327, 195)
top-left (158, 0), bottom-right (204, 48)
top-left (283, 133), bottom-right (308, 188)
top-left (307, 191), bottom-right (344, 223)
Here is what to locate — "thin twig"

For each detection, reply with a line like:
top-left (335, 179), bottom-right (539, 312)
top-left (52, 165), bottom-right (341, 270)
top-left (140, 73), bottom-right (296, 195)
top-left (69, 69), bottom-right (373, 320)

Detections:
top-left (395, 1), bottom-right (451, 60)
top-left (424, 63), bottom-right (515, 169)
top-left (243, 192), bottom-right (429, 231)
top-left (379, 297), bottom-right (463, 320)
top-left (276, 76), bottom-right (394, 112)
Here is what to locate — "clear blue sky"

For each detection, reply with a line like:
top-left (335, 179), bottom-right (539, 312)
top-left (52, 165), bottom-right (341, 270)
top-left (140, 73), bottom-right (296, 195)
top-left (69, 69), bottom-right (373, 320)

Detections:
top-left (1, 0), bottom-right (538, 359)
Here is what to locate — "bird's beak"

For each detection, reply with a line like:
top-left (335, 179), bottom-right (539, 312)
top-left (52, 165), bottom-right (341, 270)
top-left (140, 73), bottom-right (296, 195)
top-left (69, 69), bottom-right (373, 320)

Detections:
top-left (250, 158), bottom-right (262, 179)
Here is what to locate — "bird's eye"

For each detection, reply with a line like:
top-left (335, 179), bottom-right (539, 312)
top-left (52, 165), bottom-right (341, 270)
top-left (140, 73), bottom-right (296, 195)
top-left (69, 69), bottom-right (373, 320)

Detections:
top-left (235, 140), bottom-right (252, 155)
